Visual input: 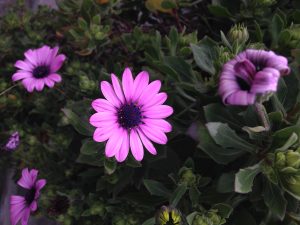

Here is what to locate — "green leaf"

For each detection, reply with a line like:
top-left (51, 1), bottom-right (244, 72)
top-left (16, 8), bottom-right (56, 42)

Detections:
top-left (276, 133), bottom-right (298, 151)
top-left (204, 103), bottom-right (244, 130)
top-left (189, 186), bottom-right (200, 206)
top-left (169, 184), bottom-right (187, 207)
top-left (80, 138), bottom-right (104, 155)
top-left (206, 122), bottom-right (256, 153)
top-left (76, 153), bottom-right (104, 167)
top-left (142, 217), bottom-right (155, 225)
top-left (254, 20), bottom-right (263, 42)
top-left (197, 122), bottom-right (245, 164)
top-left (207, 5), bottom-right (232, 18)
top-left (270, 14), bottom-right (284, 47)
top-left (78, 17), bottom-right (88, 30)
top-left (217, 172), bottom-right (235, 193)
top-left (62, 108), bottom-right (94, 136)
top-left (235, 163), bottom-right (261, 193)
top-left (163, 56), bottom-right (194, 81)
top-left (272, 125), bottom-right (300, 149)
top-left (220, 31), bottom-right (232, 49)
top-left (143, 179), bottom-right (172, 198)
top-left (263, 180), bottom-right (287, 220)
top-left (191, 43), bottom-right (216, 75)
top-left (212, 203), bottom-right (233, 218)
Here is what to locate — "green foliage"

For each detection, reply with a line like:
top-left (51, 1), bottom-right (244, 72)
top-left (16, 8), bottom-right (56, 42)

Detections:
top-left (1, 0), bottom-right (300, 224)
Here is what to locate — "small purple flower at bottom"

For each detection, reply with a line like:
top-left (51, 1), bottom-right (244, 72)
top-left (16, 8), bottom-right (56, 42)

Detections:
top-left (12, 45), bottom-right (66, 92)
top-left (4, 131), bottom-right (20, 151)
top-left (219, 49), bottom-right (290, 106)
top-left (10, 168), bottom-right (46, 225)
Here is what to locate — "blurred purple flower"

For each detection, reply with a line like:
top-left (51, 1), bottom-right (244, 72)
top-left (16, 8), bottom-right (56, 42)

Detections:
top-left (219, 49), bottom-right (290, 105)
top-left (4, 131), bottom-right (20, 151)
top-left (12, 45), bottom-right (66, 92)
top-left (10, 168), bottom-right (46, 225)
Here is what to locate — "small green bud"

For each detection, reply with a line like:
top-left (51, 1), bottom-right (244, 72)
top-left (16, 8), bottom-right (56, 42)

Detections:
top-left (275, 152), bottom-right (286, 169)
top-left (179, 168), bottom-right (196, 186)
top-left (90, 202), bottom-right (105, 216)
top-left (286, 150), bottom-right (300, 169)
top-left (193, 214), bottom-right (211, 225)
top-left (228, 24), bottom-right (249, 44)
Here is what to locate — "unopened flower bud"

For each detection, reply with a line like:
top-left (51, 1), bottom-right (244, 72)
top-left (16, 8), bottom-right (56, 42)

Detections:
top-left (228, 24), bottom-right (249, 44)
top-left (179, 168), bottom-right (196, 186)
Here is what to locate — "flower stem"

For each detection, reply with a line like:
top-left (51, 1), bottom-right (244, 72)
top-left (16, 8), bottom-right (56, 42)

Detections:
top-left (0, 83), bottom-right (19, 97)
top-left (255, 102), bottom-right (270, 131)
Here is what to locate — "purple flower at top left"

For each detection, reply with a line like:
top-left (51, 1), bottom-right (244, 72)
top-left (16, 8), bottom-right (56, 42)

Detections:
top-left (12, 45), bottom-right (66, 92)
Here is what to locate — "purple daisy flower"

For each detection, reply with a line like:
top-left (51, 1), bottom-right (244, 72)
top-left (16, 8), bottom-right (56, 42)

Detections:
top-left (89, 68), bottom-right (173, 162)
top-left (219, 49), bottom-right (290, 105)
top-left (4, 131), bottom-right (20, 151)
top-left (12, 45), bottom-right (66, 92)
top-left (10, 168), bottom-right (46, 225)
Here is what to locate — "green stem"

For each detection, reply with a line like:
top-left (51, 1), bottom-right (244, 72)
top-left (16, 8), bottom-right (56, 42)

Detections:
top-left (255, 102), bottom-right (270, 132)
top-left (0, 83), bottom-right (19, 96)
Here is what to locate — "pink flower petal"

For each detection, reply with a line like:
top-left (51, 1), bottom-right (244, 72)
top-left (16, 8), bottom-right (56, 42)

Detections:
top-left (115, 131), bottom-right (129, 162)
top-left (92, 98), bottom-right (116, 112)
top-left (12, 72), bottom-right (32, 81)
top-left (130, 129), bottom-right (144, 161)
top-left (44, 78), bottom-right (55, 88)
top-left (35, 179), bottom-right (46, 191)
top-left (50, 54), bottom-right (66, 73)
top-left (15, 60), bottom-right (33, 71)
top-left (10, 196), bottom-right (27, 225)
top-left (142, 119), bottom-right (172, 133)
top-left (142, 92), bottom-right (168, 109)
top-left (225, 90), bottom-right (256, 105)
top-left (17, 168), bottom-right (34, 189)
top-left (93, 124), bottom-right (117, 142)
top-left (47, 46), bottom-right (59, 64)
top-left (132, 71), bottom-right (149, 102)
top-left (122, 68), bottom-right (134, 102)
top-left (35, 79), bottom-right (45, 91)
top-left (101, 81), bottom-right (121, 107)
top-left (105, 128), bottom-right (124, 157)
top-left (143, 105), bottom-right (173, 119)
top-left (21, 208), bottom-right (30, 225)
top-left (24, 49), bottom-right (38, 66)
top-left (48, 74), bottom-right (62, 82)
top-left (29, 169), bottom-right (38, 184)
top-left (111, 74), bottom-right (125, 103)
top-left (30, 201), bottom-right (37, 211)
top-left (22, 78), bottom-right (36, 92)
top-left (140, 124), bottom-right (168, 144)
top-left (89, 112), bottom-right (117, 127)
top-left (10, 196), bottom-right (26, 205)
top-left (138, 80), bottom-right (161, 106)
top-left (36, 45), bottom-right (51, 65)
top-left (137, 129), bottom-right (157, 155)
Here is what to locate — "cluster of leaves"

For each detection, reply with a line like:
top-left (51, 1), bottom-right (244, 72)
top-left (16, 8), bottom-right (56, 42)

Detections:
top-left (1, 0), bottom-right (300, 224)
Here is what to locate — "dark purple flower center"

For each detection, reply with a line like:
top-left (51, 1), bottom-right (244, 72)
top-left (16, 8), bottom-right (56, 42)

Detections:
top-left (118, 103), bottom-right (142, 129)
top-left (236, 76), bottom-right (250, 91)
top-left (25, 188), bottom-right (36, 205)
top-left (33, 65), bottom-right (50, 78)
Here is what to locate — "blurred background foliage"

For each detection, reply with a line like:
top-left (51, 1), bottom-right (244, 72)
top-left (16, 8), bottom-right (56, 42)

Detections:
top-left (1, 0), bottom-right (300, 224)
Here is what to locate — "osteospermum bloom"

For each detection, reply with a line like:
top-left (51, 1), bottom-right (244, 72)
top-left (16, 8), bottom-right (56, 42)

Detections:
top-left (10, 168), bottom-right (46, 225)
top-left (12, 45), bottom-right (66, 92)
top-left (4, 131), bottom-right (19, 151)
top-left (89, 68), bottom-right (173, 162)
top-left (219, 49), bottom-right (290, 105)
